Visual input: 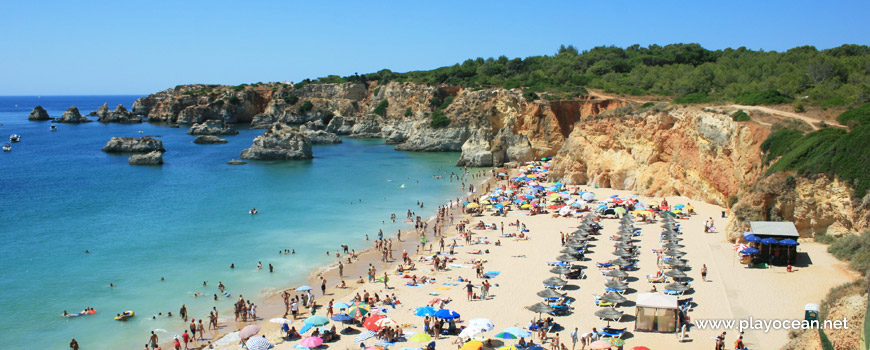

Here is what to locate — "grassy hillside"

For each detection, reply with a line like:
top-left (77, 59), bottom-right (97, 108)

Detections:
top-left (301, 44), bottom-right (870, 107)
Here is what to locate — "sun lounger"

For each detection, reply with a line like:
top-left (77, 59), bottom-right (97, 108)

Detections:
top-left (604, 288), bottom-right (626, 295)
top-left (543, 284), bottom-right (563, 290)
top-left (548, 261), bottom-right (572, 267)
top-left (663, 289), bottom-right (684, 296)
top-left (646, 275), bottom-right (665, 283)
top-left (599, 327), bottom-right (626, 338)
top-left (596, 262), bottom-right (612, 268)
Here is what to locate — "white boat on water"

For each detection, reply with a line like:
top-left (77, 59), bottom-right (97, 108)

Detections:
top-left (10, 134), bottom-right (21, 142)
top-left (3, 144), bottom-right (10, 152)
top-left (50, 125), bottom-right (58, 132)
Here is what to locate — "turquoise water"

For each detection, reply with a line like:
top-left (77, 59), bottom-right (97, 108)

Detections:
top-left (0, 96), bottom-right (470, 349)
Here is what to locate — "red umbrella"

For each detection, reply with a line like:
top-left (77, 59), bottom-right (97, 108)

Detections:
top-left (632, 347), bottom-right (651, 350)
top-left (363, 314), bottom-right (386, 331)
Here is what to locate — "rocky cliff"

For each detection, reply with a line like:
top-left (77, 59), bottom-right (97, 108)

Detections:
top-left (240, 123), bottom-right (313, 160)
top-left (102, 136), bottom-right (165, 153)
top-left (96, 104), bottom-right (142, 123)
top-left (55, 106), bottom-right (91, 123)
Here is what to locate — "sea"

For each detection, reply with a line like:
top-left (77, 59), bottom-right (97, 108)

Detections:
top-left (0, 96), bottom-right (474, 349)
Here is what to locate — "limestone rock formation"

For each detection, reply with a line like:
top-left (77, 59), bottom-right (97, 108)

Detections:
top-left (240, 123), bottom-right (313, 160)
top-left (299, 121), bottom-right (341, 144)
top-left (128, 151), bottom-right (164, 165)
top-left (193, 135), bottom-right (228, 144)
top-left (188, 120), bottom-right (239, 135)
top-left (102, 136), bottom-right (166, 153)
top-left (227, 159), bottom-right (247, 165)
top-left (28, 106), bottom-right (51, 121)
top-left (90, 103), bottom-right (110, 118)
top-left (98, 104), bottom-right (142, 123)
top-left (55, 106), bottom-right (91, 123)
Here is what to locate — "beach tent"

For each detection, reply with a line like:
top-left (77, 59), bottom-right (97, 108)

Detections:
top-left (634, 293), bottom-right (679, 333)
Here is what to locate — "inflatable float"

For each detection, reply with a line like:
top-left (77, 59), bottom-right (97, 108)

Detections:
top-left (114, 310), bottom-right (134, 321)
top-left (63, 309), bottom-right (97, 318)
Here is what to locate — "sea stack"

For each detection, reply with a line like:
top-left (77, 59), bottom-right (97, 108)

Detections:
top-left (240, 123), bottom-right (313, 160)
top-left (28, 106), bottom-right (51, 121)
top-left (128, 151), bottom-right (164, 165)
top-left (102, 136), bottom-right (165, 153)
top-left (188, 120), bottom-right (239, 136)
top-left (98, 104), bottom-right (143, 123)
top-left (193, 135), bottom-right (228, 144)
top-left (54, 106), bottom-right (91, 123)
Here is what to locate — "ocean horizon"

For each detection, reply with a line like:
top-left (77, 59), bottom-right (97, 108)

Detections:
top-left (0, 96), bottom-right (474, 349)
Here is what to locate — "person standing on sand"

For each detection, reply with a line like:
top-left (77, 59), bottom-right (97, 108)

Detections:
top-left (701, 264), bottom-right (708, 282)
top-left (338, 262), bottom-right (344, 277)
top-left (189, 319), bottom-right (197, 342)
top-left (321, 278), bottom-right (327, 296)
top-left (466, 281), bottom-right (474, 301)
top-left (383, 272), bottom-right (389, 288)
top-left (182, 330), bottom-right (190, 349)
top-left (197, 320), bottom-right (205, 341)
top-left (570, 328), bottom-right (578, 350)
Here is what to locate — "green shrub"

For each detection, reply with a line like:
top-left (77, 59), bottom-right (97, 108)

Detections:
top-left (404, 107), bottom-right (413, 117)
top-left (374, 100), bottom-right (389, 116)
top-left (373, 87), bottom-right (381, 97)
top-left (814, 234), bottom-right (836, 244)
top-left (673, 92), bottom-right (710, 104)
top-left (837, 102), bottom-right (870, 127)
top-left (794, 100), bottom-right (806, 113)
top-left (731, 110), bottom-right (751, 122)
top-left (283, 94), bottom-right (299, 105)
top-left (734, 89), bottom-right (792, 105)
top-left (212, 99), bottom-right (224, 107)
top-left (640, 102), bottom-right (655, 109)
top-left (228, 96), bottom-right (240, 104)
top-left (430, 109), bottom-right (450, 128)
top-left (232, 85), bottom-right (245, 92)
top-left (297, 100), bottom-right (313, 114)
top-left (439, 96), bottom-right (455, 110)
top-left (523, 90), bottom-right (539, 101)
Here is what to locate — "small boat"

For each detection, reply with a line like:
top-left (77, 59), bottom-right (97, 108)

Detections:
top-left (114, 310), bottom-right (134, 321)
top-left (10, 134), bottom-right (21, 142)
top-left (3, 144), bottom-right (11, 152)
top-left (50, 125), bottom-right (58, 132)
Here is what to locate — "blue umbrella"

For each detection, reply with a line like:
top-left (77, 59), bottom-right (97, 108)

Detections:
top-left (502, 327), bottom-right (532, 337)
top-left (331, 314), bottom-right (353, 322)
top-left (779, 239), bottom-right (799, 246)
top-left (674, 204), bottom-right (685, 209)
top-left (415, 306), bottom-right (437, 317)
top-left (743, 234), bottom-right (761, 243)
top-left (741, 247), bottom-right (760, 255)
top-left (434, 309), bottom-right (460, 319)
top-left (333, 302), bottom-right (351, 309)
top-left (296, 285), bottom-right (313, 291)
top-left (299, 324), bottom-right (313, 334)
top-left (760, 238), bottom-right (779, 245)
top-left (494, 332), bottom-right (518, 339)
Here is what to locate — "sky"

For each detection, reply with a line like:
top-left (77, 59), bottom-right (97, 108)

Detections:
top-left (1, 0), bottom-right (868, 95)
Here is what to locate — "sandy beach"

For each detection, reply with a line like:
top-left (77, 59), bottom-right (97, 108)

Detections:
top-left (185, 169), bottom-right (857, 350)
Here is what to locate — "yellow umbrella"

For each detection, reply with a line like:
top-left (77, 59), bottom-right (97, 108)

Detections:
top-left (521, 204), bottom-right (531, 209)
top-left (671, 209), bottom-right (681, 214)
top-left (633, 210), bottom-right (650, 216)
top-left (480, 200), bottom-right (491, 205)
top-left (467, 203), bottom-right (480, 208)
top-left (685, 205), bottom-right (694, 210)
top-left (501, 201), bottom-right (511, 206)
top-left (460, 340), bottom-right (484, 350)
top-left (497, 346), bottom-right (518, 350)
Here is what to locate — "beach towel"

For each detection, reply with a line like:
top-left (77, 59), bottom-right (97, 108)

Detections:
top-left (483, 271), bottom-right (501, 279)
top-left (435, 287), bottom-right (451, 290)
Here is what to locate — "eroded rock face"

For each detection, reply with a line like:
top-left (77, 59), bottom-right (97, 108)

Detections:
top-left (188, 120), bottom-right (239, 135)
top-left (28, 106), bottom-right (50, 121)
top-left (102, 136), bottom-right (165, 153)
top-left (193, 135), bottom-right (228, 144)
top-left (55, 106), bottom-right (91, 123)
top-left (299, 123), bottom-right (341, 144)
top-left (128, 151), bottom-right (164, 165)
top-left (98, 104), bottom-right (142, 123)
top-left (240, 123), bottom-right (313, 160)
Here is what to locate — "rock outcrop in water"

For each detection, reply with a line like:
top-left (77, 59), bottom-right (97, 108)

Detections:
top-left (240, 123), bottom-right (312, 160)
top-left (188, 120), bottom-right (239, 135)
top-left (128, 151), bottom-right (164, 165)
top-left (97, 104), bottom-right (142, 123)
top-left (102, 136), bottom-right (165, 153)
top-left (55, 106), bottom-right (91, 123)
top-left (193, 135), bottom-right (228, 144)
top-left (28, 106), bottom-right (51, 121)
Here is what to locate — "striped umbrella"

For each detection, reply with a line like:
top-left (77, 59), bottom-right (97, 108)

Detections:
top-left (347, 303), bottom-right (370, 318)
top-left (363, 314), bottom-right (386, 331)
top-left (354, 330), bottom-right (377, 343)
top-left (246, 336), bottom-right (272, 350)
top-left (494, 332), bottom-right (518, 340)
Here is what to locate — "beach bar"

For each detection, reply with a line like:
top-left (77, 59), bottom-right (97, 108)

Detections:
top-left (749, 221), bottom-right (800, 265)
top-left (634, 293), bottom-right (680, 332)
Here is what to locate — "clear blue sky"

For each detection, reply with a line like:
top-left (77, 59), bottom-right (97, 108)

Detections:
top-left (1, 0), bottom-right (868, 95)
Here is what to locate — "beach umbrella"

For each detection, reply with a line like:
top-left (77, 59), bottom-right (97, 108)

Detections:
top-left (779, 239), bottom-right (799, 246)
top-left (363, 314), bottom-right (386, 331)
top-left (270, 318), bottom-right (292, 324)
top-left (459, 327), bottom-right (484, 338)
top-left (605, 269), bottom-right (628, 278)
top-left (549, 266), bottom-right (573, 275)
top-left (666, 259), bottom-right (687, 268)
top-left (537, 289), bottom-right (564, 299)
top-left (664, 269), bottom-right (688, 279)
top-left (353, 330), bottom-right (377, 343)
top-left (610, 258), bottom-right (631, 266)
top-left (300, 336), bottom-right (323, 348)
top-left (743, 234), bottom-right (761, 243)
top-left (434, 309), bottom-right (460, 320)
top-left (347, 303), bottom-right (370, 318)
top-left (246, 337), bottom-right (272, 350)
top-left (664, 250), bottom-right (686, 257)
top-left (564, 242), bottom-right (586, 249)
top-left (502, 327), bottom-right (531, 337)
top-left (556, 254), bottom-right (578, 262)
top-left (333, 302), bottom-right (351, 309)
top-left (761, 238), bottom-right (779, 245)
top-left (331, 314), bottom-right (352, 322)
top-left (542, 277), bottom-right (567, 286)
top-left (409, 333), bottom-right (433, 342)
top-left (415, 306), bottom-right (437, 317)
top-left (665, 283), bottom-right (690, 292)
top-left (600, 292), bottom-right (627, 304)
top-left (594, 308), bottom-right (623, 321)
top-left (299, 324), bottom-right (314, 334)
top-left (632, 347), bottom-right (651, 350)
top-left (614, 207), bottom-right (627, 215)
top-left (305, 315), bottom-right (329, 326)
top-left (613, 236), bottom-right (632, 242)
top-left (296, 285), bottom-right (313, 292)
top-left (460, 340), bottom-right (484, 350)
top-left (662, 236), bottom-right (684, 242)
top-left (604, 280), bottom-right (628, 289)
top-left (590, 340), bottom-right (612, 350)
top-left (469, 318), bottom-right (495, 332)
top-left (613, 242), bottom-right (632, 249)
top-left (662, 242), bottom-right (683, 249)
top-left (612, 250), bottom-right (633, 257)
top-left (240, 324), bottom-right (262, 339)
top-left (375, 318), bottom-right (398, 329)
top-left (526, 303), bottom-right (554, 316)
top-left (581, 192), bottom-right (595, 201)
top-left (569, 235), bottom-right (590, 241)
top-left (494, 332), bottom-right (518, 340)
top-left (741, 247), bottom-right (760, 255)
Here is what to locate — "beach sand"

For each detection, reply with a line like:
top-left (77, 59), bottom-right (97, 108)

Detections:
top-left (191, 177), bottom-right (857, 350)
